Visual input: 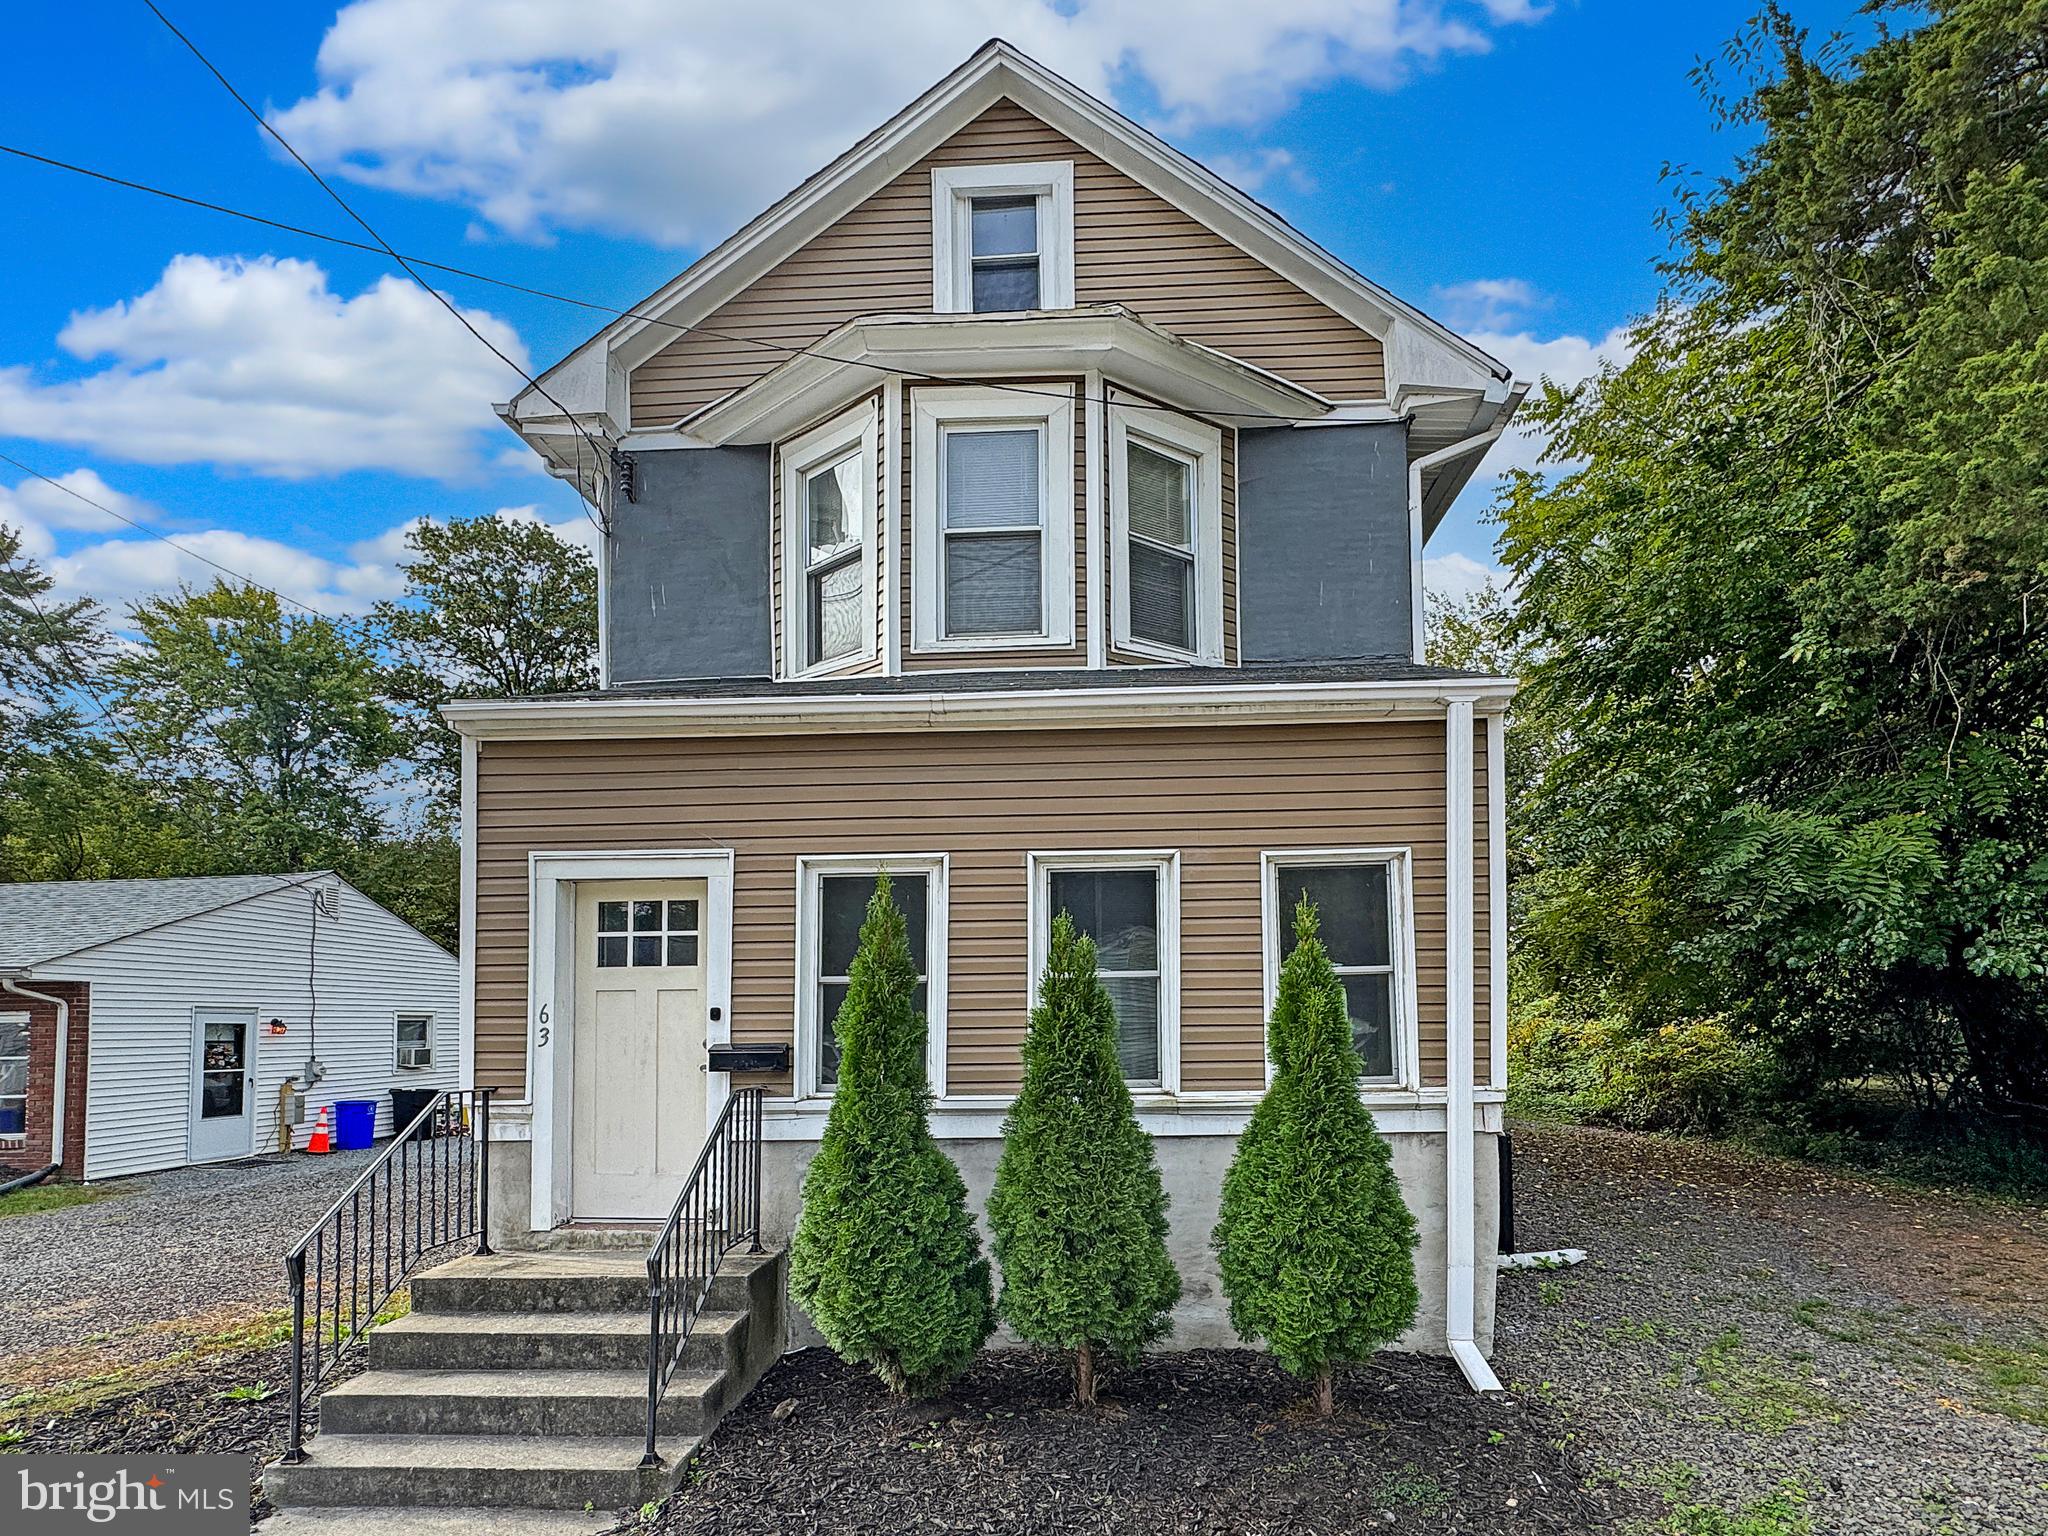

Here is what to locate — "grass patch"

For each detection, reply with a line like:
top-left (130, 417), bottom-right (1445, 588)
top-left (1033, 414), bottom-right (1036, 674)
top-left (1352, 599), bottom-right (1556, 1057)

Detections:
top-left (1376, 1463), bottom-right (1450, 1513)
top-left (0, 1182), bottom-right (120, 1220)
top-left (1662, 1482), bottom-right (1813, 1536)
top-left (0, 1309), bottom-right (292, 1430)
top-left (1674, 1328), bottom-right (1845, 1435)
top-left (1915, 1326), bottom-right (2048, 1427)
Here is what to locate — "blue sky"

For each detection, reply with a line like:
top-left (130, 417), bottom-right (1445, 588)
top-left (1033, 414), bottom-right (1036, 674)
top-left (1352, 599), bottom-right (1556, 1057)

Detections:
top-left (0, 0), bottom-right (1874, 622)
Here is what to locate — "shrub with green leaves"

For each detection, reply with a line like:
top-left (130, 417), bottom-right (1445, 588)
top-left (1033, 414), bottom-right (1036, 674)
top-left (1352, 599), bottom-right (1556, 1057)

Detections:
top-left (1213, 898), bottom-right (1419, 1413)
top-left (987, 911), bottom-right (1180, 1404)
top-left (788, 875), bottom-right (993, 1396)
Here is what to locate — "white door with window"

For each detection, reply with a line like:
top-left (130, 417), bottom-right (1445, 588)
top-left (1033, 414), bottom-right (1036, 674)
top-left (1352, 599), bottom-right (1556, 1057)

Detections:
top-left (190, 1006), bottom-right (255, 1163)
top-left (571, 883), bottom-right (709, 1219)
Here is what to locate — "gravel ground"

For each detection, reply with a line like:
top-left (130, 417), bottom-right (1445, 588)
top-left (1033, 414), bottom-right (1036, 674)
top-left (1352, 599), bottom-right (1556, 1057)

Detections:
top-left (0, 1148), bottom-right (378, 1391)
top-left (1495, 1122), bottom-right (2048, 1535)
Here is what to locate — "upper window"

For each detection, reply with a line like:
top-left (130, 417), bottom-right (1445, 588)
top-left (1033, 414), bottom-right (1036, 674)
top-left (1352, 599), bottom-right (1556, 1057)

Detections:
top-left (780, 404), bottom-right (879, 676)
top-left (1031, 852), bottom-right (1180, 1091)
top-left (0, 1013), bottom-right (26, 1137)
top-left (1109, 401), bottom-right (1225, 662)
top-left (911, 386), bottom-right (1076, 652)
top-left (1262, 851), bottom-right (1412, 1087)
top-left (932, 162), bottom-right (1075, 314)
top-left (796, 856), bottom-right (948, 1098)
top-left (395, 1012), bottom-right (435, 1071)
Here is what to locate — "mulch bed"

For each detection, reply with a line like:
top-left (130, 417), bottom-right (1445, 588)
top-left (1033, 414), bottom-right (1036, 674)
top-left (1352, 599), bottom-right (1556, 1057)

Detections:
top-left (652, 1346), bottom-right (1637, 1536)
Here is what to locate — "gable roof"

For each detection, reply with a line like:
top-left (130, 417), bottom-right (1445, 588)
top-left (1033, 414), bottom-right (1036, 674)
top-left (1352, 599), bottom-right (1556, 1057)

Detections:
top-left (0, 872), bottom-right (327, 971)
top-left (504, 40), bottom-right (1517, 463)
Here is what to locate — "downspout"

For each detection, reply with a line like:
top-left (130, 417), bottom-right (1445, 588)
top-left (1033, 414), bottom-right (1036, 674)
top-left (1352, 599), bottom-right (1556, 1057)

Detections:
top-left (1442, 693), bottom-right (1502, 1391)
top-left (1405, 386), bottom-right (1528, 662)
top-left (3, 975), bottom-right (71, 1174)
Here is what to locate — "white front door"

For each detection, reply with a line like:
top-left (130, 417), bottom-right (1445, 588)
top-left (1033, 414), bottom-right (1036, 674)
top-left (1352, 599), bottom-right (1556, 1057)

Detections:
top-left (190, 1006), bottom-right (255, 1163)
top-left (571, 883), bottom-right (709, 1219)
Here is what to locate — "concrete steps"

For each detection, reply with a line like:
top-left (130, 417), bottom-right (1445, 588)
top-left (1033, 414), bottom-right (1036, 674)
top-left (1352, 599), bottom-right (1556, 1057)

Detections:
top-left (265, 1245), bottom-right (785, 1518)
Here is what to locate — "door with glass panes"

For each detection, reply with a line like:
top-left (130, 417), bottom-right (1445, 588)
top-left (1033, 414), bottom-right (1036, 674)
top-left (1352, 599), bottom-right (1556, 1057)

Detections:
top-left (571, 882), bottom-right (708, 1218)
top-left (190, 1006), bottom-right (256, 1162)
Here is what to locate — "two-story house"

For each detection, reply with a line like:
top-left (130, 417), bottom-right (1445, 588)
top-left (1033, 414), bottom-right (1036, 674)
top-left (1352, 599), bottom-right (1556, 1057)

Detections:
top-left (448, 41), bottom-right (1522, 1391)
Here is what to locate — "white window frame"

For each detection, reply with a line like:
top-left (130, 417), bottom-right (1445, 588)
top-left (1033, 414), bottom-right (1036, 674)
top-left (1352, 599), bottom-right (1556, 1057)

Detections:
top-left (394, 1010), bottom-right (436, 1072)
top-left (1108, 401), bottom-right (1225, 663)
top-left (0, 1010), bottom-right (27, 1142)
top-left (910, 385), bottom-right (1076, 653)
top-left (1259, 848), bottom-right (1419, 1091)
top-left (931, 161), bottom-right (1076, 314)
top-left (793, 854), bottom-right (950, 1101)
top-left (1027, 850), bottom-right (1181, 1095)
top-left (779, 402), bottom-right (880, 678)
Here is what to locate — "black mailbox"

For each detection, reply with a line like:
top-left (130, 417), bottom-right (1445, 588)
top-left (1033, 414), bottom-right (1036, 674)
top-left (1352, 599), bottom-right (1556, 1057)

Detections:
top-left (708, 1043), bottom-right (791, 1073)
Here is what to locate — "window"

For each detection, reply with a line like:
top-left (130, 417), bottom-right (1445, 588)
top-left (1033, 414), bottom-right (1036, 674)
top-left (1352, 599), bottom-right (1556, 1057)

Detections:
top-left (911, 386), bottom-right (1075, 651)
top-left (1031, 852), bottom-right (1179, 1091)
top-left (1109, 402), bottom-right (1224, 662)
top-left (796, 856), bottom-right (948, 1097)
top-left (0, 1013), bottom-right (26, 1138)
top-left (395, 1012), bottom-right (435, 1071)
top-left (780, 404), bottom-right (878, 676)
top-left (595, 897), bottom-right (702, 969)
top-left (200, 1015), bottom-right (248, 1120)
top-left (1263, 851), bottom-right (1413, 1086)
top-left (932, 162), bottom-right (1074, 314)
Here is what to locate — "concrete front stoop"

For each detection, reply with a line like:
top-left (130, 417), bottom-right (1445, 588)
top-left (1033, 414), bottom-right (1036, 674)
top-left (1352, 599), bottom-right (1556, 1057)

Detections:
top-left (263, 1245), bottom-right (785, 1528)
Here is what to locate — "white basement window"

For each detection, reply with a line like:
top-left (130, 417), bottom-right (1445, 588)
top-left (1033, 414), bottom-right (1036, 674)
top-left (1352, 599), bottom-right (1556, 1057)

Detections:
top-left (1108, 402), bottom-right (1224, 663)
top-left (1030, 851), bottom-right (1180, 1092)
top-left (395, 1012), bottom-right (435, 1071)
top-left (911, 385), bottom-right (1076, 652)
top-left (1261, 850), bottom-right (1417, 1088)
top-left (795, 855), bottom-right (948, 1098)
top-left (780, 403), bottom-right (880, 677)
top-left (932, 162), bottom-right (1075, 314)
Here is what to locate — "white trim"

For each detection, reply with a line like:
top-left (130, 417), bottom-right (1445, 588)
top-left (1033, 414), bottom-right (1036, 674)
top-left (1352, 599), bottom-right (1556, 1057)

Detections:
top-left (910, 383), bottom-right (1076, 653)
top-left (1107, 399), bottom-right (1225, 664)
top-left (792, 853), bottom-right (950, 1101)
top-left (393, 1009), bottom-right (436, 1072)
top-left (778, 401), bottom-right (881, 679)
top-left (1083, 368), bottom-right (1106, 669)
top-left (525, 849), bottom-right (735, 1235)
top-left (1027, 849), bottom-right (1181, 1094)
top-left (931, 160), bottom-right (1075, 313)
top-left (1258, 848), bottom-right (1419, 1091)
top-left (444, 675), bottom-right (1520, 741)
top-left (1487, 710), bottom-right (1508, 1093)
top-left (458, 734), bottom-right (478, 1093)
top-left (883, 378), bottom-right (904, 675)
top-left (759, 1092), bottom-right (1507, 1141)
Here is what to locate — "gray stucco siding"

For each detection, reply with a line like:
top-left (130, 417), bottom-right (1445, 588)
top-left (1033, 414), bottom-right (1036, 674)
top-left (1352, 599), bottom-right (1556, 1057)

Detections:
top-left (1236, 421), bottom-right (1413, 663)
top-left (607, 444), bottom-right (772, 684)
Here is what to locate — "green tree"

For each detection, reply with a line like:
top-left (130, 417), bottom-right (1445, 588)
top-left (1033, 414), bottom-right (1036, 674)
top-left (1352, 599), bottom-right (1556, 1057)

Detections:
top-left (1214, 900), bottom-right (1419, 1414)
top-left (987, 912), bottom-right (1179, 1405)
top-left (108, 582), bottom-right (403, 875)
top-left (0, 521), bottom-right (103, 723)
top-left (789, 875), bottom-right (994, 1397)
top-left (372, 514), bottom-right (597, 800)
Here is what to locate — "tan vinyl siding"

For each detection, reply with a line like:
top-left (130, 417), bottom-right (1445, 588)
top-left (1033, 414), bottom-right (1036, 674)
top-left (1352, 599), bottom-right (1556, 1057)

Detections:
top-left (473, 718), bottom-right (1479, 1100)
top-left (630, 99), bottom-right (1385, 425)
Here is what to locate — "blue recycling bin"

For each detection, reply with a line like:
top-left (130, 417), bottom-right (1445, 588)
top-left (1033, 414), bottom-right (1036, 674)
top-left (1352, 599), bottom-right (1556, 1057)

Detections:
top-left (333, 1099), bottom-right (377, 1151)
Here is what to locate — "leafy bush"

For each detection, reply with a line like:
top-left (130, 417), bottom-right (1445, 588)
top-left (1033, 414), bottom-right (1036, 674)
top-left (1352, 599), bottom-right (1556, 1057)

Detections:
top-left (788, 876), bottom-right (994, 1396)
top-left (987, 912), bottom-right (1180, 1404)
top-left (1508, 1001), bottom-right (1764, 1136)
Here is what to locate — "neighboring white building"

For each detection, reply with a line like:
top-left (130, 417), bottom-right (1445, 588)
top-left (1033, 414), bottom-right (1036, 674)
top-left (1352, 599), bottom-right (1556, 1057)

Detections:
top-left (0, 872), bottom-right (459, 1181)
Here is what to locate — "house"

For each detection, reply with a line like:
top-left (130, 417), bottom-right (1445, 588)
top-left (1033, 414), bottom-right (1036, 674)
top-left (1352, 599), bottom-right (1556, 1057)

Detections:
top-left (450, 41), bottom-right (1519, 1384)
top-left (0, 872), bottom-right (459, 1181)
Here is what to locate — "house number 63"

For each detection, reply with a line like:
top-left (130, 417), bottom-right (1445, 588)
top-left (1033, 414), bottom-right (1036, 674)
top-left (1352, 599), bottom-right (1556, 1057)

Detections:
top-left (535, 1004), bottom-right (551, 1048)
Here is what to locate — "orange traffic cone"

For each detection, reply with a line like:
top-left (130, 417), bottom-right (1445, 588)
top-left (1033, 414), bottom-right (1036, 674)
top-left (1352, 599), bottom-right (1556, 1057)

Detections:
top-left (305, 1105), bottom-right (333, 1155)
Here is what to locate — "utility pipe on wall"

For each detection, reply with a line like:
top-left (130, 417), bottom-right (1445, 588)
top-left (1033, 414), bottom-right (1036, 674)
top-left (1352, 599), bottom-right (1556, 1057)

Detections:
top-left (3, 975), bottom-right (71, 1172)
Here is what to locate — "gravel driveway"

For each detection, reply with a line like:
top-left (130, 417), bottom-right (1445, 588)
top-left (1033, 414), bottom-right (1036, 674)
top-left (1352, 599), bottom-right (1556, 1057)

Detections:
top-left (1497, 1123), bottom-right (2048, 1535)
top-left (0, 1148), bottom-right (378, 1390)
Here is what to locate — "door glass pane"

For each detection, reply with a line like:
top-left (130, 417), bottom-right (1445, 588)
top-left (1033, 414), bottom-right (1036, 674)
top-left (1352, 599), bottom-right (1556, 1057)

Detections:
top-left (944, 429), bottom-right (1040, 529)
top-left (632, 935), bottom-right (662, 967)
top-left (809, 556), bottom-right (862, 665)
top-left (1343, 974), bottom-right (1396, 1078)
top-left (631, 900), bottom-right (663, 933)
top-left (597, 935), bottom-right (628, 968)
top-left (1101, 975), bottom-right (1161, 1083)
top-left (1127, 443), bottom-right (1191, 547)
top-left (667, 934), bottom-right (700, 967)
top-left (1277, 864), bottom-right (1391, 968)
top-left (667, 900), bottom-right (699, 932)
top-left (1048, 869), bottom-right (1158, 969)
top-left (971, 197), bottom-right (1036, 257)
top-left (806, 453), bottom-right (860, 563)
top-left (945, 533), bottom-right (1042, 635)
top-left (201, 1018), bottom-right (246, 1120)
top-left (202, 1072), bottom-right (245, 1119)
top-left (972, 259), bottom-right (1040, 312)
top-left (596, 901), bottom-right (628, 933)
top-left (204, 1018), bottom-right (246, 1070)
top-left (1128, 541), bottom-right (1195, 651)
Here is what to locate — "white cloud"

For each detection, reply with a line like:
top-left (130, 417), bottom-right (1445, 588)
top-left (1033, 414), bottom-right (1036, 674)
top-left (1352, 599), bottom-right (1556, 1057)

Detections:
top-left (271, 1), bottom-right (1548, 246)
top-left (1423, 550), bottom-right (1506, 605)
top-left (0, 469), bottom-right (157, 563)
top-left (1431, 276), bottom-right (1549, 332)
top-left (1203, 147), bottom-right (1314, 196)
top-left (1464, 321), bottom-right (1636, 487)
top-left (0, 255), bottom-right (525, 480)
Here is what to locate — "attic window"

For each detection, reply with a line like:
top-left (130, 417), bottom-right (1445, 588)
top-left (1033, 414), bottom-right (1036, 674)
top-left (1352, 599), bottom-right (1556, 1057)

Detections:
top-left (932, 162), bottom-right (1074, 314)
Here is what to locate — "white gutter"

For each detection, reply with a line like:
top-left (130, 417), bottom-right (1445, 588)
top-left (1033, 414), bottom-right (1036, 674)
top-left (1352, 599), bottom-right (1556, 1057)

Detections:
top-left (3, 975), bottom-right (71, 1171)
top-left (1405, 386), bottom-right (1529, 663)
top-left (1442, 695), bottom-right (1502, 1391)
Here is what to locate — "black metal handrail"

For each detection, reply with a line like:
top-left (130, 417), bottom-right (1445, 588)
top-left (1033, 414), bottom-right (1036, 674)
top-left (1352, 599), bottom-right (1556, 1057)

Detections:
top-left (642, 1087), bottom-right (764, 1467)
top-left (282, 1088), bottom-right (494, 1462)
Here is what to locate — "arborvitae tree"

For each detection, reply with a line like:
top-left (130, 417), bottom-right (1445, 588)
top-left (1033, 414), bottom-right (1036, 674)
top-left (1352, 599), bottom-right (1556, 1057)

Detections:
top-left (1213, 899), bottom-right (1419, 1414)
top-left (987, 912), bottom-right (1180, 1405)
top-left (788, 875), bottom-right (993, 1397)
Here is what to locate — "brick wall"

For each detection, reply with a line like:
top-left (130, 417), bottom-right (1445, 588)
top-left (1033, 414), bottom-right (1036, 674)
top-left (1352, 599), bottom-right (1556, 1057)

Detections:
top-left (0, 979), bottom-right (89, 1177)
